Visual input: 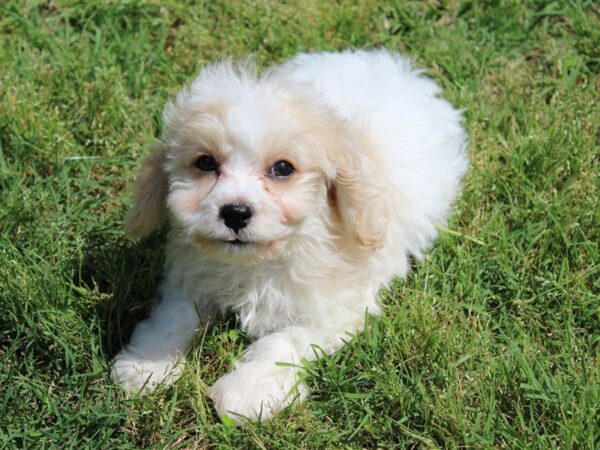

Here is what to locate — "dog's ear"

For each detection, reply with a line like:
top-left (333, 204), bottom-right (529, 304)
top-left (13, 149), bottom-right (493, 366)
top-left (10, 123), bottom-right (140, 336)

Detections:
top-left (330, 149), bottom-right (390, 249)
top-left (124, 145), bottom-right (169, 240)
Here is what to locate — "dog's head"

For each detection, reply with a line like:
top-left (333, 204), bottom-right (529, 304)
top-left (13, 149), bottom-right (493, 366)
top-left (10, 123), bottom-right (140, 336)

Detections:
top-left (125, 61), bottom-right (389, 263)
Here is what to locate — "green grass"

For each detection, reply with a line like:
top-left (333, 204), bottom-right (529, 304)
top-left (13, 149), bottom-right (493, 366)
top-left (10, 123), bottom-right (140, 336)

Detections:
top-left (1, 0), bottom-right (598, 448)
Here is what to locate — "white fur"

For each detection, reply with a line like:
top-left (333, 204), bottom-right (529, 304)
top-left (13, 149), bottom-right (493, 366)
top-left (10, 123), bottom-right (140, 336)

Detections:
top-left (111, 50), bottom-right (468, 424)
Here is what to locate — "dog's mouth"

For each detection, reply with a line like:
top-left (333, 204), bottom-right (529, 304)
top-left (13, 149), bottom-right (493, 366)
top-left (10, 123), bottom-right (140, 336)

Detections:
top-left (220, 238), bottom-right (256, 247)
top-left (192, 233), bottom-right (260, 249)
top-left (192, 234), bottom-right (287, 262)
top-left (212, 238), bottom-right (264, 252)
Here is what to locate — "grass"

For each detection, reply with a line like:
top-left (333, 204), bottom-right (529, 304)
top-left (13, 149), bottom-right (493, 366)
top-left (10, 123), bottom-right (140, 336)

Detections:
top-left (1, 0), bottom-right (598, 448)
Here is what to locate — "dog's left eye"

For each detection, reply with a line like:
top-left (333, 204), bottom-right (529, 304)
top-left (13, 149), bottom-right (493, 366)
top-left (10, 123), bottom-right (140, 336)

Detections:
top-left (195, 155), bottom-right (218, 172)
top-left (269, 160), bottom-right (294, 179)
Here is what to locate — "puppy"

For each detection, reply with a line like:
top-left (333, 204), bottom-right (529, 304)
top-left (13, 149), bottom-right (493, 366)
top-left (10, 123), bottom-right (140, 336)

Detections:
top-left (111, 50), bottom-right (468, 423)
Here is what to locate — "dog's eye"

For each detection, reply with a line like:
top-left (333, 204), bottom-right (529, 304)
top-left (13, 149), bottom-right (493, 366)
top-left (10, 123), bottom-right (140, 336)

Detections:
top-left (195, 155), bottom-right (218, 172)
top-left (269, 160), bottom-right (294, 178)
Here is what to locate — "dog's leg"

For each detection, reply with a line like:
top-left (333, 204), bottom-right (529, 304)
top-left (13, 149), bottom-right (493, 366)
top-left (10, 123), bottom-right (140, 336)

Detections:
top-left (111, 284), bottom-right (200, 393)
top-left (209, 324), bottom-right (352, 423)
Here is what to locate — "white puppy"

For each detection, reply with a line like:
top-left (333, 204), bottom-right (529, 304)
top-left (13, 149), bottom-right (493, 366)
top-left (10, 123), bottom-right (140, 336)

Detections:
top-left (111, 50), bottom-right (468, 423)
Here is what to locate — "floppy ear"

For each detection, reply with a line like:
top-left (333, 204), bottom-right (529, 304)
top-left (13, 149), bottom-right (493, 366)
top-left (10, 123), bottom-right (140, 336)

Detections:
top-left (124, 145), bottom-right (168, 240)
top-left (331, 149), bottom-right (390, 249)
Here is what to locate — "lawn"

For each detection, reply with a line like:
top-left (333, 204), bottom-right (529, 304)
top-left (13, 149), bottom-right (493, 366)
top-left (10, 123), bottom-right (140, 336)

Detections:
top-left (1, 1), bottom-right (598, 448)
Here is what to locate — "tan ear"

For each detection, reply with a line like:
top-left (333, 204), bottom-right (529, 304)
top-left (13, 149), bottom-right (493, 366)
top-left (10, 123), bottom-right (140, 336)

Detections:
top-left (331, 150), bottom-right (390, 249)
top-left (124, 145), bottom-right (168, 240)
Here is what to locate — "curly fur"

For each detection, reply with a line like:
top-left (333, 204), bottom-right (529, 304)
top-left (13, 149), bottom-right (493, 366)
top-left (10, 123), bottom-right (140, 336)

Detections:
top-left (111, 50), bottom-right (468, 423)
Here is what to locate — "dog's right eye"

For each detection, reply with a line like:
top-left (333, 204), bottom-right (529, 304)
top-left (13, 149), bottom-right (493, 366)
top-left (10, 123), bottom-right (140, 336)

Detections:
top-left (195, 155), bottom-right (218, 172)
top-left (269, 160), bottom-right (294, 179)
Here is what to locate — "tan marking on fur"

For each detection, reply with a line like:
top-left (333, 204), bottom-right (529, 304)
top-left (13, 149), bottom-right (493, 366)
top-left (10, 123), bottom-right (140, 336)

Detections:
top-left (165, 100), bottom-right (230, 166)
top-left (326, 118), bottom-right (392, 250)
top-left (273, 95), bottom-right (390, 249)
top-left (124, 145), bottom-right (168, 240)
top-left (265, 239), bottom-right (286, 258)
top-left (170, 174), bottom-right (217, 215)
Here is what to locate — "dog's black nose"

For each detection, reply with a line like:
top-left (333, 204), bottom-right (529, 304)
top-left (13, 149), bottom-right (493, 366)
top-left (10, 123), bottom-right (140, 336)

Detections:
top-left (219, 203), bottom-right (253, 232)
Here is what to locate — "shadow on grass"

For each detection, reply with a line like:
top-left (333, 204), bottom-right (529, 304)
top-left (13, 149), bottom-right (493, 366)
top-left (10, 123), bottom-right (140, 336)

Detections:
top-left (74, 229), bottom-right (245, 362)
top-left (74, 230), bottom-right (167, 359)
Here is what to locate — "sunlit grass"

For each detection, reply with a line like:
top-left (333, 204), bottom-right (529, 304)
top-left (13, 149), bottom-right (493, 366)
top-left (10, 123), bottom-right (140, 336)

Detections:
top-left (1, 1), bottom-right (598, 448)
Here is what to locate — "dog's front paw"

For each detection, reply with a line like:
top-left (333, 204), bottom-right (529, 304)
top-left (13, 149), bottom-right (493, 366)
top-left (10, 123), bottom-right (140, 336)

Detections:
top-left (110, 351), bottom-right (184, 393)
top-left (209, 361), bottom-right (308, 424)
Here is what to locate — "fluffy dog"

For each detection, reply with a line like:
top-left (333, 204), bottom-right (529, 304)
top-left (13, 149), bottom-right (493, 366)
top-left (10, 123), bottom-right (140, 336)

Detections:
top-left (111, 50), bottom-right (468, 423)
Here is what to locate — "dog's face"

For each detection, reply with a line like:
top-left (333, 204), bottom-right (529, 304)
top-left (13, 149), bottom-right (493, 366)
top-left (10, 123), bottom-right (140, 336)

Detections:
top-left (165, 93), bottom-right (336, 262)
top-left (125, 64), bottom-right (389, 263)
